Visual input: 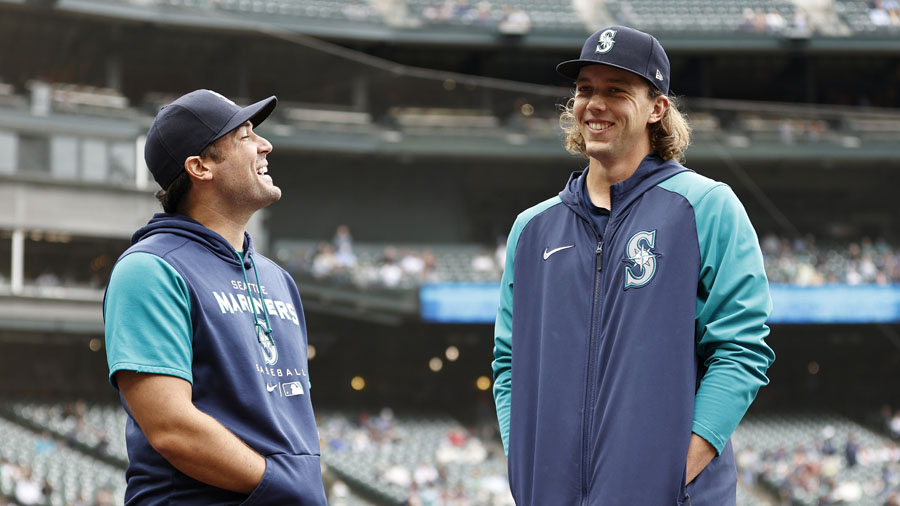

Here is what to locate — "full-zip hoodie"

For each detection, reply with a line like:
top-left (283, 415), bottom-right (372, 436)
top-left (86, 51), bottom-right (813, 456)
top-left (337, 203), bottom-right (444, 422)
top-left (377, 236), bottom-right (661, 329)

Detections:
top-left (105, 214), bottom-right (326, 505)
top-left (492, 155), bottom-right (774, 506)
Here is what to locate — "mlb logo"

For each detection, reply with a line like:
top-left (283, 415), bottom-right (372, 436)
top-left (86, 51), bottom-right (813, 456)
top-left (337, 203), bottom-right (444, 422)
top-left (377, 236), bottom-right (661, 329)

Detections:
top-left (282, 381), bottom-right (304, 397)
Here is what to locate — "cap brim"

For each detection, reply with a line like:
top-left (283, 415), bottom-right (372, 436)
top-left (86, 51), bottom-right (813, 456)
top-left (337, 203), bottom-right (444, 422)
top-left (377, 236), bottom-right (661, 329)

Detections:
top-left (556, 60), bottom-right (659, 91)
top-left (556, 59), bottom-right (595, 80)
top-left (210, 95), bottom-right (278, 144)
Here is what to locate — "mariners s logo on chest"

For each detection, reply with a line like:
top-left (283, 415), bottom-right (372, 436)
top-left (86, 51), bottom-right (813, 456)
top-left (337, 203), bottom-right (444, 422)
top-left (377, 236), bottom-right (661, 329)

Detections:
top-left (624, 230), bottom-right (658, 289)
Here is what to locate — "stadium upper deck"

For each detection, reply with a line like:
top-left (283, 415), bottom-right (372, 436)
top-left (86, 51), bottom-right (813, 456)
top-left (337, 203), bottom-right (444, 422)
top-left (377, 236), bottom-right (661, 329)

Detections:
top-left (16, 0), bottom-right (900, 48)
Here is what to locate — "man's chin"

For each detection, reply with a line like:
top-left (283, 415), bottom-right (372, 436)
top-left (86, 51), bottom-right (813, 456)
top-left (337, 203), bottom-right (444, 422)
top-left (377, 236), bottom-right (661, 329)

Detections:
top-left (584, 145), bottom-right (611, 162)
top-left (265, 188), bottom-right (282, 206)
top-left (254, 186), bottom-right (282, 209)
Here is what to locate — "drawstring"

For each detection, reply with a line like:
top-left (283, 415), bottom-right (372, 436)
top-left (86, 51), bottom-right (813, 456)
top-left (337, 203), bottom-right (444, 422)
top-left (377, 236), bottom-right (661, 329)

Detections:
top-left (235, 250), bottom-right (275, 349)
top-left (250, 253), bottom-right (275, 340)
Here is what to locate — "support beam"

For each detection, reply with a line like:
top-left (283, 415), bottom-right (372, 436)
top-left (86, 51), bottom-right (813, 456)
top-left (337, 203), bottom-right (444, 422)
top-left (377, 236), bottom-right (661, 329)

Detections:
top-left (10, 229), bottom-right (23, 294)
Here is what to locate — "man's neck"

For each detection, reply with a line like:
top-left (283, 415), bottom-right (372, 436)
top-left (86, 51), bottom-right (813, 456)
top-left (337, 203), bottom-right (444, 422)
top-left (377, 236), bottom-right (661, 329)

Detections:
top-left (182, 202), bottom-right (250, 251)
top-left (584, 151), bottom-right (649, 210)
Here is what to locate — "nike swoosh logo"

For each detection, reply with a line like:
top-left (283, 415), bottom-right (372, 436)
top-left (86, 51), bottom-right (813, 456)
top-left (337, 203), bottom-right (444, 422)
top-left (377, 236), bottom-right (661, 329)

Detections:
top-left (543, 245), bottom-right (575, 260)
top-left (266, 384), bottom-right (278, 392)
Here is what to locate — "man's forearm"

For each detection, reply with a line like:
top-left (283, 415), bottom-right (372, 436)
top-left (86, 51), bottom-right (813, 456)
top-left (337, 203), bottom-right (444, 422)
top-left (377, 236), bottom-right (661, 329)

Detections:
top-left (117, 372), bottom-right (266, 494)
top-left (152, 409), bottom-right (266, 494)
top-left (685, 433), bottom-right (716, 485)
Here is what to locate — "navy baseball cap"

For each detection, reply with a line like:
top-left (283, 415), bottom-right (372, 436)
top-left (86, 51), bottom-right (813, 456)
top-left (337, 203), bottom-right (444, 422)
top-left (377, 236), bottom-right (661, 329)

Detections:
top-left (557, 26), bottom-right (670, 95)
top-left (145, 89), bottom-right (277, 189)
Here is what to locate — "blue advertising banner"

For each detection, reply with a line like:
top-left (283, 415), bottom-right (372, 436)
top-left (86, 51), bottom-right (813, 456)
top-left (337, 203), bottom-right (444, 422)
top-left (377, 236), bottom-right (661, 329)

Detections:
top-left (768, 284), bottom-right (900, 324)
top-left (420, 283), bottom-right (500, 323)
top-left (420, 283), bottom-right (900, 324)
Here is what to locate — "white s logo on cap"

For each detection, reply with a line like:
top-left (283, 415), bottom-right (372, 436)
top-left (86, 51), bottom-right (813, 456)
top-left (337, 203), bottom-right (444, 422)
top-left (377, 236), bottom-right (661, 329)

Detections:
top-left (595, 29), bottom-right (617, 54)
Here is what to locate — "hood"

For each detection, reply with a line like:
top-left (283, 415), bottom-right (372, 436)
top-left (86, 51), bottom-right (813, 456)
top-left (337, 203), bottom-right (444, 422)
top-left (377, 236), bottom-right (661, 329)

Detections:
top-left (560, 153), bottom-right (689, 220)
top-left (132, 213), bottom-right (255, 269)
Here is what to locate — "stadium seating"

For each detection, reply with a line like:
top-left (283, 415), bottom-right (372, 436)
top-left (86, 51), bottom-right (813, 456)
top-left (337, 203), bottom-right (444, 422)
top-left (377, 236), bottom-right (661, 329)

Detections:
top-left (732, 412), bottom-right (899, 506)
top-left (318, 409), bottom-right (513, 505)
top-left (405, 0), bottom-right (583, 32)
top-left (604, 0), bottom-right (798, 34)
top-left (277, 235), bottom-right (900, 289)
top-left (11, 402), bottom-right (128, 464)
top-left (51, 0), bottom-right (900, 36)
top-left (166, 0), bottom-right (384, 24)
top-left (834, 0), bottom-right (900, 34)
top-left (6, 400), bottom-right (899, 505)
top-left (281, 104), bottom-right (374, 134)
top-left (276, 240), bottom-right (501, 289)
top-left (0, 415), bottom-right (125, 506)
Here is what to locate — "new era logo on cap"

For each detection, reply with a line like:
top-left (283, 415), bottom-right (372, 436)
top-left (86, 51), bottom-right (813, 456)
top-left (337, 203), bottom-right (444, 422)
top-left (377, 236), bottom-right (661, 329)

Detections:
top-left (556, 25), bottom-right (671, 95)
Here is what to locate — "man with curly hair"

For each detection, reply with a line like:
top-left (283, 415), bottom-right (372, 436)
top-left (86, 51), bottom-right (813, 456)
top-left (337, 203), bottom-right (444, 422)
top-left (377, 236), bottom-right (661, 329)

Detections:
top-left (492, 26), bottom-right (775, 505)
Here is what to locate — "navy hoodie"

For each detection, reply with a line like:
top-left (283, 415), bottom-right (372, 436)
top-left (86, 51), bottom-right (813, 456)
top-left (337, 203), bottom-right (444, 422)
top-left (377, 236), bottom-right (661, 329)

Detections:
top-left (493, 156), bottom-right (774, 506)
top-left (104, 214), bottom-right (327, 505)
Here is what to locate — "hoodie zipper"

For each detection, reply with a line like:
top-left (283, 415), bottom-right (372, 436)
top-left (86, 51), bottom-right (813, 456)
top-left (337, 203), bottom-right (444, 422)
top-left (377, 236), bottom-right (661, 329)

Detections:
top-left (580, 215), bottom-right (611, 506)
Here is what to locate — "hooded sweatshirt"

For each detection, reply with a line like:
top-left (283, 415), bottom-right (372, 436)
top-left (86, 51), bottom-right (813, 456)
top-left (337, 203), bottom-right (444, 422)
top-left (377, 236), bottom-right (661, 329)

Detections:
top-left (104, 213), bottom-right (326, 505)
top-left (493, 155), bottom-right (774, 506)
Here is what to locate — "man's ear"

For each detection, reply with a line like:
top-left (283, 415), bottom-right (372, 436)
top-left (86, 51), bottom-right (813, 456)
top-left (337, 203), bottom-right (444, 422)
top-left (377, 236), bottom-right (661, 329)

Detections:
top-left (648, 94), bottom-right (670, 125)
top-left (184, 155), bottom-right (214, 182)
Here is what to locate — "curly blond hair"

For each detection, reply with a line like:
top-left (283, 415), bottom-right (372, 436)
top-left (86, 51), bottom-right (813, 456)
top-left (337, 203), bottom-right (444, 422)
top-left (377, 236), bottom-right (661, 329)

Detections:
top-left (559, 87), bottom-right (692, 163)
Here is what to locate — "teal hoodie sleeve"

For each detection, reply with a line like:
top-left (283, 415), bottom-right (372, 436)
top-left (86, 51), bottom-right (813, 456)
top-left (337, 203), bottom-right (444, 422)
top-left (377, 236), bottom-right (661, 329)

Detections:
top-left (104, 252), bottom-right (193, 388)
top-left (493, 196), bottom-right (561, 456)
top-left (492, 220), bottom-right (519, 456)
top-left (691, 184), bottom-right (775, 453)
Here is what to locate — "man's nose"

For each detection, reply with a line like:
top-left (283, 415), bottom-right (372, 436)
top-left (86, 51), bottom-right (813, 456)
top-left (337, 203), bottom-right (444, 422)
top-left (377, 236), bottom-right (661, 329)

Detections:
top-left (257, 134), bottom-right (273, 154)
top-left (587, 92), bottom-right (607, 110)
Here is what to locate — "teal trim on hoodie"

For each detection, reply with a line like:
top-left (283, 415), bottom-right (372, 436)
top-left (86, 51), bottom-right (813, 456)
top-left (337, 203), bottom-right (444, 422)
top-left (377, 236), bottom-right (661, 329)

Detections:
top-left (493, 195), bottom-right (563, 455)
top-left (105, 252), bottom-right (193, 389)
top-left (658, 171), bottom-right (775, 453)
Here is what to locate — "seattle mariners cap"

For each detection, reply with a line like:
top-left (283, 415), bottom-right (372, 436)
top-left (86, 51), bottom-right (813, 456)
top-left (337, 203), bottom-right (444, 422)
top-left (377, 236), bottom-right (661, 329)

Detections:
top-left (145, 89), bottom-right (277, 189)
top-left (556, 26), bottom-right (670, 95)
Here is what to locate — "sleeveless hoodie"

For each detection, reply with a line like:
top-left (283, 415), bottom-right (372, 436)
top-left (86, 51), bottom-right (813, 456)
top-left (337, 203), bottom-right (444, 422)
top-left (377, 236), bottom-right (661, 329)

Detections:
top-left (107, 213), bottom-right (326, 505)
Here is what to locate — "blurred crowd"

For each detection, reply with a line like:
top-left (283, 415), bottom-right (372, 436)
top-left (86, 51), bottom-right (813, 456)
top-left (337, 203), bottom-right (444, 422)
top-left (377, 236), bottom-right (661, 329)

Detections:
top-left (777, 118), bottom-right (827, 145)
top-left (867, 0), bottom-right (900, 27)
top-left (1, 460), bottom-right (54, 506)
top-left (419, 0), bottom-right (532, 34)
top-left (886, 408), bottom-right (900, 441)
top-left (0, 452), bottom-right (115, 506)
top-left (613, 1), bottom-right (811, 36)
top-left (736, 426), bottom-right (900, 505)
top-left (762, 234), bottom-right (900, 285)
top-left (738, 7), bottom-right (810, 36)
top-left (56, 401), bottom-right (113, 459)
top-left (287, 225), bottom-right (441, 289)
top-left (320, 408), bottom-right (513, 506)
top-left (8, 398), bottom-right (900, 505)
top-left (285, 225), bottom-right (506, 289)
top-left (289, 227), bottom-right (900, 290)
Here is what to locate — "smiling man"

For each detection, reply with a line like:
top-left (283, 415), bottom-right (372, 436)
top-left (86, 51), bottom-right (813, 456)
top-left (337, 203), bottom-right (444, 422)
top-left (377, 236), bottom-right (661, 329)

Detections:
top-left (104, 90), bottom-right (327, 505)
top-left (492, 27), bottom-right (775, 505)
